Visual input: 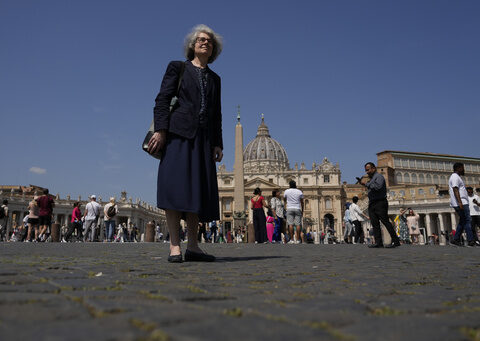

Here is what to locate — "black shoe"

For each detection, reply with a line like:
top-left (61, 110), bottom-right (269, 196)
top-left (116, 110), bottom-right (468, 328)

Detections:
top-left (368, 243), bottom-right (383, 248)
top-left (449, 240), bottom-right (463, 247)
top-left (184, 249), bottom-right (215, 262)
top-left (167, 254), bottom-right (183, 263)
top-left (467, 241), bottom-right (476, 247)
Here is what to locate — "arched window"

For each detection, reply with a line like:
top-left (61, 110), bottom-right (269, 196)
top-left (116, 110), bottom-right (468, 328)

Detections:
top-left (419, 174), bottom-right (425, 184)
top-left (440, 175), bottom-right (447, 185)
top-left (411, 173), bottom-right (417, 184)
top-left (433, 174), bottom-right (439, 184)
top-left (426, 174), bottom-right (432, 184)
top-left (395, 172), bottom-right (403, 184)
top-left (404, 173), bottom-right (411, 183)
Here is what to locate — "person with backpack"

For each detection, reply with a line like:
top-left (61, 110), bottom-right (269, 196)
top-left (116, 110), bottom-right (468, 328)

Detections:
top-left (103, 197), bottom-right (118, 242)
top-left (0, 200), bottom-right (9, 241)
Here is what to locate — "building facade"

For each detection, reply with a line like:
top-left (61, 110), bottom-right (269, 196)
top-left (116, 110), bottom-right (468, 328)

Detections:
top-left (377, 150), bottom-right (480, 187)
top-left (217, 116), bottom-right (345, 240)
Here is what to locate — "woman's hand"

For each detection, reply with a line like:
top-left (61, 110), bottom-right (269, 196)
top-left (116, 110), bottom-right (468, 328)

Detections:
top-left (148, 131), bottom-right (166, 154)
top-left (213, 147), bottom-right (223, 162)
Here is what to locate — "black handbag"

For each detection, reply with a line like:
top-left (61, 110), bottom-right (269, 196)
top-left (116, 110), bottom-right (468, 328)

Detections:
top-left (142, 62), bottom-right (185, 159)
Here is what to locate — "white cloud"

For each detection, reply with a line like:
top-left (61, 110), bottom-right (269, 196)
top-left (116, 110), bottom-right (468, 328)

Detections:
top-left (29, 167), bottom-right (47, 175)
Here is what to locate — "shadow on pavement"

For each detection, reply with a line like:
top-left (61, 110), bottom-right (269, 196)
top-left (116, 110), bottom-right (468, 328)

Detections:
top-left (215, 256), bottom-right (289, 262)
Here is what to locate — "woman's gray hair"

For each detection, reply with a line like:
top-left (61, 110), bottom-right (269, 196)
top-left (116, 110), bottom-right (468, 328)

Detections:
top-left (184, 24), bottom-right (223, 63)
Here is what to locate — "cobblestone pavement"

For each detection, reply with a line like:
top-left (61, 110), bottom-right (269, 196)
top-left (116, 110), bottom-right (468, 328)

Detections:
top-left (0, 243), bottom-right (479, 341)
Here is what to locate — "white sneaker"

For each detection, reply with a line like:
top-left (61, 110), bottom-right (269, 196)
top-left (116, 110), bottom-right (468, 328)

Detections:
top-left (61, 238), bottom-right (67, 243)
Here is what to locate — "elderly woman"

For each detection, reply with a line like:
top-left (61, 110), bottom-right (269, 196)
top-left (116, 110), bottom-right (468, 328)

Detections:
top-left (147, 25), bottom-right (223, 263)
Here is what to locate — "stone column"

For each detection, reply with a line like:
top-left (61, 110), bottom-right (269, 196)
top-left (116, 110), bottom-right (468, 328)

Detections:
top-left (233, 108), bottom-right (246, 229)
top-left (425, 214), bottom-right (432, 245)
top-left (438, 213), bottom-right (446, 245)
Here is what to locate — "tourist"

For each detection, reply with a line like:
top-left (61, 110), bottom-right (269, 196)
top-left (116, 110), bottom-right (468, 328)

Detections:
top-left (395, 208), bottom-right (410, 244)
top-left (406, 208), bottom-right (420, 244)
top-left (0, 199), bottom-right (8, 241)
top-left (36, 189), bottom-right (55, 242)
top-left (103, 197), bottom-right (118, 242)
top-left (26, 197), bottom-right (39, 242)
top-left (343, 203), bottom-right (353, 244)
top-left (210, 221), bottom-right (218, 243)
top-left (266, 209), bottom-right (275, 243)
top-left (83, 195), bottom-right (101, 242)
top-left (197, 222), bottom-right (207, 243)
top-left (147, 25), bottom-right (223, 263)
top-left (284, 180), bottom-right (304, 244)
top-left (349, 196), bottom-right (369, 244)
top-left (270, 189), bottom-right (285, 243)
top-left (64, 202), bottom-right (82, 242)
top-left (467, 187), bottom-right (480, 245)
top-left (250, 187), bottom-right (268, 243)
top-left (449, 163), bottom-right (475, 246)
top-left (359, 162), bottom-right (400, 248)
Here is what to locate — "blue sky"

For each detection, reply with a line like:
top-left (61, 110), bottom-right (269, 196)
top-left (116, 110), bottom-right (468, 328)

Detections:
top-left (1, 0), bottom-right (479, 204)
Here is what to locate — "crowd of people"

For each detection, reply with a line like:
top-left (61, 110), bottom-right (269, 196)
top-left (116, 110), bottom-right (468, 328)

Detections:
top-left (0, 190), bottom-right (140, 243)
top-left (1, 163), bottom-right (479, 248)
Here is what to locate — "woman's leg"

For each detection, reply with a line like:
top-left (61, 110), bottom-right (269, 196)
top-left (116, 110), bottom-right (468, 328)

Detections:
top-left (166, 210), bottom-right (182, 256)
top-left (186, 213), bottom-right (203, 253)
top-left (26, 223), bottom-right (32, 241)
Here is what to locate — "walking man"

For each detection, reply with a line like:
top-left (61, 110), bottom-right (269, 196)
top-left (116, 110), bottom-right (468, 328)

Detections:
top-left (284, 180), bottom-right (304, 243)
top-left (343, 203), bottom-right (353, 244)
top-left (467, 187), bottom-right (480, 245)
top-left (360, 162), bottom-right (400, 248)
top-left (83, 195), bottom-right (101, 242)
top-left (349, 196), bottom-right (370, 244)
top-left (37, 189), bottom-right (55, 241)
top-left (449, 164), bottom-right (475, 246)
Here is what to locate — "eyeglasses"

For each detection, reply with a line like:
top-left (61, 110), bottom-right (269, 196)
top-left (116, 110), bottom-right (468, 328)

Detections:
top-left (196, 37), bottom-right (213, 44)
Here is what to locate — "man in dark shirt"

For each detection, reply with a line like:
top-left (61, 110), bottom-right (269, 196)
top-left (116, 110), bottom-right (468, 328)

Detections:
top-left (36, 188), bottom-right (55, 241)
top-left (360, 162), bottom-right (400, 248)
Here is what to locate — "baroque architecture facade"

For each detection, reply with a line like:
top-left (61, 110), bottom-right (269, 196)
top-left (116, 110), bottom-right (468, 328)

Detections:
top-left (217, 115), bottom-right (344, 239)
top-left (0, 185), bottom-right (166, 237)
top-left (377, 150), bottom-right (480, 188)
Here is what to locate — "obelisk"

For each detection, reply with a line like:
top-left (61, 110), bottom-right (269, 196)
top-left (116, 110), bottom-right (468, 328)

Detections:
top-left (233, 105), bottom-right (246, 229)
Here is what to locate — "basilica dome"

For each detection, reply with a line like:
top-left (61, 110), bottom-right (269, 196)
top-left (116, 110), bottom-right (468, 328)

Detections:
top-left (243, 117), bottom-right (290, 172)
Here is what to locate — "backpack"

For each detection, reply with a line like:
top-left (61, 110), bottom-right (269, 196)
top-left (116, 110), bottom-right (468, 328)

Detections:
top-left (107, 204), bottom-right (116, 218)
top-left (0, 206), bottom-right (6, 219)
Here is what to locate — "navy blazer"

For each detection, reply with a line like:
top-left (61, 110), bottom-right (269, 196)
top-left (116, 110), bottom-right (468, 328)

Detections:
top-left (153, 60), bottom-right (223, 150)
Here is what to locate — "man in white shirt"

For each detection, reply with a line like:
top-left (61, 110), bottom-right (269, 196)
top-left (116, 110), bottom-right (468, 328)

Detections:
top-left (449, 163), bottom-right (475, 246)
top-left (284, 180), bottom-right (304, 243)
top-left (349, 196), bottom-right (370, 244)
top-left (83, 195), bottom-right (102, 242)
top-left (467, 187), bottom-right (480, 245)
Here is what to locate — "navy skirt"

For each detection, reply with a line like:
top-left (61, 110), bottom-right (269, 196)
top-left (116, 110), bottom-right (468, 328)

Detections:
top-left (157, 128), bottom-right (220, 222)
